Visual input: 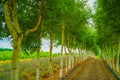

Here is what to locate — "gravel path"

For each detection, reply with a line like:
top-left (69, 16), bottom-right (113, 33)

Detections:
top-left (63, 58), bottom-right (117, 80)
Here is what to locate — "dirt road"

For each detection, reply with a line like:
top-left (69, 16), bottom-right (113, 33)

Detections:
top-left (63, 58), bottom-right (117, 80)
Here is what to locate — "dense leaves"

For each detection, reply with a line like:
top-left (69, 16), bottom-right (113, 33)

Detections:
top-left (94, 0), bottom-right (120, 71)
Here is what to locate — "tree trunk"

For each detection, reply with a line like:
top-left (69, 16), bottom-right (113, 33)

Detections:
top-left (67, 33), bottom-right (71, 70)
top-left (68, 47), bottom-right (71, 70)
top-left (111, 44), bottom-right (115, 69)
top-left (71, 48), bottom-right (74, 68)
top-left (81, 43), bottom-right (84, 61)
top-left (65, 55), bottom-right (68, 73)
top-left (36, 48), bottom-right (40, 80)
top-left (78, 45), bottom-right (81, 62)
top-left (11, 48), bottom-right (19, 80)
top-left (103, 43), bottom-right (107, 61)
top-left (36, 30), bottom-right (42, 80)
top-left (3, 4), bottom-right (22, 80)
top-left (78, 48), bottom-right (80, 62)
top-left (101, 49), bottom-right (104, 60)
top-left (11, 34), bottom-right (23, 80)
top-left (116, 39), bottom-right (120, 72)
top-left (64, 46), bottom-right (68, 73)
top-left (74, 49), bottom-right (77, 65)
top-left (72, 54), bottom-right (74, 68)
top-left (60, 22), bottom-right (65, 80)
top-left (49, 31), bottom-right (53, 80)
top-left (3, 0), bottom-right (44, 80)
top-left (116, 50), bottom-right (120, 72)
top-left (71, 37), bottom-right (74, 68)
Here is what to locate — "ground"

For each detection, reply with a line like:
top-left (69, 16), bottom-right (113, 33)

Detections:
top-left (63, 58), bottom-right (117, 80)
top-left (0, 57), bottom-right (119, 80)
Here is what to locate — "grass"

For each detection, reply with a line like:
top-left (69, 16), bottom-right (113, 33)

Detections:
top-left (0, 57), bottom-right (67, 80)
top-left (0, 49), bottom-right (62, 79)
top-left (0, 50), bottom-right (59, 60)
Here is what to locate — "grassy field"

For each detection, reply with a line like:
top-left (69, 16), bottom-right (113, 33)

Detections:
top-left (0, 48), bottom-right (59, 60)
top-left (0, 49), bottom-right (66, 80)
top-left (0, 57), bottom-right (68, 80)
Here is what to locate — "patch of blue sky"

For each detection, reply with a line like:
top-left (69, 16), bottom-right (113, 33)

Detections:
top-left (0, 38), bottom-right (12, 49)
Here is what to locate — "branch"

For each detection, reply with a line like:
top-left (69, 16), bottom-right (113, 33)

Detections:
top-left (25, 15), bottom-right (42, 35)
top-left (3, 1), bottom-right (18, 39)
top-left (11, 0), bottom-right (22, 34)
top-left (25, 0), bottom-right (44, 36)
top-left (1, 0), bottom-right (7, 4)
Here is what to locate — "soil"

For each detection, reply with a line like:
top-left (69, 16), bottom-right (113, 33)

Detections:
top-left (63, 58), bottom-right (117, 80)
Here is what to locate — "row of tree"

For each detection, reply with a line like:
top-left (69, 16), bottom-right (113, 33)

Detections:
top-left (94, 0), bottom-right (120, 73)
top-left (0, 0), bottom-right (96, 80)
top-left (0, 0), bottom-right (120, 80)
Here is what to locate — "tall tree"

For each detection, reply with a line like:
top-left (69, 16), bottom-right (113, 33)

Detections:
top-left (94, 0), bottom-right (120, 71)
top-left (1, 0), bottom-right (44, 79)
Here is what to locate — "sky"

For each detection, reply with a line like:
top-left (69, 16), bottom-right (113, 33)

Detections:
top-left (0, 38), bottom-right (61, 53)
top-left (87, 0), bottom-right (95, 8)
top-left (0, 38), bottom-right (12, 49)
top-left (0, 0), bottom-right (95, 53)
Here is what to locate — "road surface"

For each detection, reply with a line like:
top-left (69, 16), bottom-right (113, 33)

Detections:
top-left (63, 58), bottom-right (118, 80)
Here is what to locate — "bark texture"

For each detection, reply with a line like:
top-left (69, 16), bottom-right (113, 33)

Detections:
top-left (49, 31), bottom-right (53, 80)
top-left (60, 22), bottom-right (65, 80)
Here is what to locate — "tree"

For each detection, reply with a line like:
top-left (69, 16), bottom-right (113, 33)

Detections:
top-left (1, 0), bottom-right (44, 79)
top-left (94, 0), bottom-right (120, 72)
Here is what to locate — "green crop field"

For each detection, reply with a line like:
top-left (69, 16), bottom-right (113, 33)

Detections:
top-left (0, 48), bottom-right (59, 60)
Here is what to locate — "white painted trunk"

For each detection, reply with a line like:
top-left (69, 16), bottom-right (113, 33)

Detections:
top-left (36, 67), bottom-right (40, 80)
top-left (11, 64), bottom-right (19, 80)
top-left (64, 47), bottom-right (68, 73)
top-left (36, 26), bottom-right (42, 80)
top-left (11, 47), bottom-right (20, 80)
top-left (60, 57), bottom-right (63, 79)
top-left (60, 49), bottom-right (63, 80)
top-left (11, 52), bottom-right (19, 80)
top-left (36, 49), bottom-right (40, 80)
top-left (60, 22), bottom-right (64, 80)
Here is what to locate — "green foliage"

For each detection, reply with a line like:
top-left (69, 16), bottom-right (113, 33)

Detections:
top-left (17, 0), bottom-right (41, 32)
top-left (94, 0), bottom-right (120, 67)
top-left (94, 0), bottom-right (120, 47)
top-left (0, 48), bottom-right (12, 51)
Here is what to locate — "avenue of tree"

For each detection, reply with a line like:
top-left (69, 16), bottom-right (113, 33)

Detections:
top-left (0, 0), bottom-right (120, 80)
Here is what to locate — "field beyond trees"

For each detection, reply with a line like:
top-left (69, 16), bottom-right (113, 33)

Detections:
top-left (0, 48), bottom-right (59, 60)
top-left (0, 56), bottom-right (65, 80)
